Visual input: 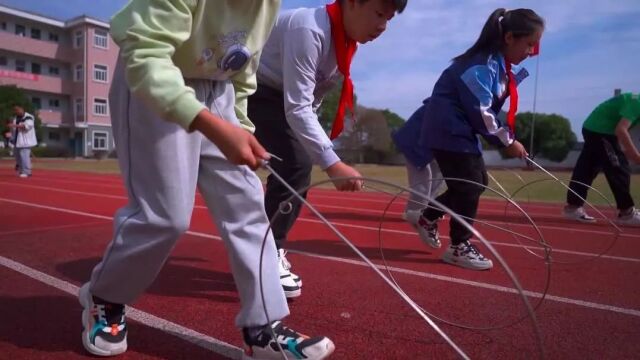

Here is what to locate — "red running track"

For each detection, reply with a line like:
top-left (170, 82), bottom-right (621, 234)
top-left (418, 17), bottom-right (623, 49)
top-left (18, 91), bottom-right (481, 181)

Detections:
top-left (1, 167), bottom-right (639, 359)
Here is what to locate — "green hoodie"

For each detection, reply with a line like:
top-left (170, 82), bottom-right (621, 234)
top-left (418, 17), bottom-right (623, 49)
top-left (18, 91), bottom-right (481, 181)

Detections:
top-left (110, 0), bottom-right (281, 132)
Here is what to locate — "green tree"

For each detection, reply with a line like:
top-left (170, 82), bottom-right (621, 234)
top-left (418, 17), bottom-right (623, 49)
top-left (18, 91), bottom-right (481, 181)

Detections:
top-left (318, 80), bottom-right (357, 132)
top-left (0, 85), bottom-right (43, 143)
top-left (514, 112), bottom-right (577, 161)
top-left (340, 105), bottom-right (392, 163)
top-left (380, 109), bottom-right (404, 131)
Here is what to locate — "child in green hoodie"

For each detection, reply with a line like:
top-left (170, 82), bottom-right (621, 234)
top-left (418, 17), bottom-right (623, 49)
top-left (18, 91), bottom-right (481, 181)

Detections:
top-left (79, 1), bottom-right (334, 359)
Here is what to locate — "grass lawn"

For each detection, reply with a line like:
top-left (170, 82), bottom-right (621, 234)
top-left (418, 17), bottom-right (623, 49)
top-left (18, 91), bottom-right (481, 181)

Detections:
top-left (2, 158), bottom-right (638, 206)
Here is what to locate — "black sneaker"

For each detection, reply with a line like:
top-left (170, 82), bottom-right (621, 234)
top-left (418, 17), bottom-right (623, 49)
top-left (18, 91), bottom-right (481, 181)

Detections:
top-left (242, 321), bottom-right (335, 359)
top-left (79, 282), bottom-right (128, 356)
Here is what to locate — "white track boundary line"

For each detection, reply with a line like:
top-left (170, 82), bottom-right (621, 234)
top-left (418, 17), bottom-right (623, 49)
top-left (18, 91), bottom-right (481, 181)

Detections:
top-left (1, 197), bottom-right (639, 319)
top-left (285, 250), bottom-right (640, 318)
top-left (1, 178), bottom-right (619, 220)
top-left (0, 255), bottom-right (242, 359)
top-left (1, 189), bottom-right (638, 262)
top-left (1, 181), bottom-right (638, 244)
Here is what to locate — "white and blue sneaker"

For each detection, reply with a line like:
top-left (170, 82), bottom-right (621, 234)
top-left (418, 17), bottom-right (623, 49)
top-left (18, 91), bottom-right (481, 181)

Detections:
top-left (242, 321), bottom-right (335, 359)
top-left (79, 282), bottom-right (127, 356)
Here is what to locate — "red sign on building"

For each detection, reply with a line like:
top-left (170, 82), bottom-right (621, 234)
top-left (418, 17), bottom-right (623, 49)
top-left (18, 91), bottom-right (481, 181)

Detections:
top-left (0, 70), bottom-right (39, 81)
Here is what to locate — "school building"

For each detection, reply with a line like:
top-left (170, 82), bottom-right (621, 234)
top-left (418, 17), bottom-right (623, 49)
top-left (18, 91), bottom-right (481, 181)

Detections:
top-left (0, 4), bottom-right (117, 157)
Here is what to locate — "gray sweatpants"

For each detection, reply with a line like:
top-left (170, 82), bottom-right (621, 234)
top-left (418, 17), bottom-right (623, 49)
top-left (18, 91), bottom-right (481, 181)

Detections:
top-left (15, 147), bottom-right (32, 175)
top-left (405, 160), bottom-right (444, 213)
top-left (89, 60), bottom-right (289, 328)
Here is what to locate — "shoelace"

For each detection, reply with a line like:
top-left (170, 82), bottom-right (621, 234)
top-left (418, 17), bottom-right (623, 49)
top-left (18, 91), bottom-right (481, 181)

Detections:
top-left (94, 302), bottom-right (125, 326)
top-left (271, 322), bottom-right (302, 343)
top-left (459, 243), bottom-right (482, 258)
top-left (95, 304), bottom-right (107, 323)
top-left (280, 251), bottom-right (292, 271)
top-left (427, 224), bottom-right (437, 237)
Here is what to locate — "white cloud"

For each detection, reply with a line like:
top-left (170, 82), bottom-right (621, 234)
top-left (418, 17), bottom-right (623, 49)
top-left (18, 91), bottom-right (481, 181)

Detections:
top-left (5, 0), bottom-right (638, 141)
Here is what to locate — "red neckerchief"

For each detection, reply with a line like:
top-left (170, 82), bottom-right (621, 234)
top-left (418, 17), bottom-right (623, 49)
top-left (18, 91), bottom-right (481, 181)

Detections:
top-left (326, 1), bottom-right (357, 139)
top-left (505, 61), bottom-right (518, 132)
top-left (531, 42), bottom-right (540, 56)
top-left (505, 41), bottom-right (540, 132)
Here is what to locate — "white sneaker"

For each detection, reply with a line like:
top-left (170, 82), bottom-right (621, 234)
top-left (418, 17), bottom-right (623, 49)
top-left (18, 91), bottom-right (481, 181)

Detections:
top-left (442, 241), bottom-right (493, 270)
top-left (278, 249), bottom-right (301, 298)
top-left (617, 208), bottom-right (640, 226)
top-left (242, 321), bottom-right (335, 360)
top-left (78, 283), bottom-right (128, 356)
top-left (19, 173), bottom-right (28, 178)
top-left (404, 210), bottom-right (441, 249)
top-left (278, 249), bottom-right (301, 287)
top-left (563, 206), bottom-right (596, 223)
top-left (403, 210), bottom-right (422, 225)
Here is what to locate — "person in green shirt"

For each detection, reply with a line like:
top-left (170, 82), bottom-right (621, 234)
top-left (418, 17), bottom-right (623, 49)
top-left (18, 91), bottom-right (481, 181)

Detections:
top-left (564, 93), bottom-right (640, 225)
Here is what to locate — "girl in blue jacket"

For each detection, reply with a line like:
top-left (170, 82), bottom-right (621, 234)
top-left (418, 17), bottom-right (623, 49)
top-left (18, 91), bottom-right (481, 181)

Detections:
top-left (398, 8), bottom-right (544, 270)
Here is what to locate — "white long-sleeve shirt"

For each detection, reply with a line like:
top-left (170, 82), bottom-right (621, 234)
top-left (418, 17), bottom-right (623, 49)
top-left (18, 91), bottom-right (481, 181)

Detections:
top-left (257, 7), bottom-right (343, 169)
top-left (11, 112), bottom-right (37, 148)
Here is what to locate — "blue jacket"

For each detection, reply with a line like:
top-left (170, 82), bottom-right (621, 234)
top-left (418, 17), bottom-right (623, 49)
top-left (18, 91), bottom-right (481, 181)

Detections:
top-left (392, 100), bottom-right (432, 168)
top-left (422, 52), bottom-right (528, 155)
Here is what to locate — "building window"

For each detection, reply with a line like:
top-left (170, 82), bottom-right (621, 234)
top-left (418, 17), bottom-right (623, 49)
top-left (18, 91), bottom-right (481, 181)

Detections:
top-left (74, 30), bottom-right (83, 48)
top-left (15, 60), bottom-right (26, 72)
top-left (0, 56), bottom-right (7, 67)
top-left (30, 28), bottom-right (41, 40)
top-left (74, 64), bottom-right (83, 81)
top-left (48, 132), bottom-right (61, 141)
top-left (92, 131), bottom-right (108, 150)
top-left (31, 63), bottom-right (41, 75)
top-left (48, 66), bottom-right (60, 76)
top-left (93, 98), bottom-right (108, 116)
top-left (1, 22), bottom-right (7, 31)
top-left (94, 29), bottom-right (108, 49)
top-left (48, 32), bottom-right (59, 42)
top-left (93, 64), bottom-right (108, 82)
top-left (15, 24), bottom-right (26, 37)
top-left (49, 99), bottom-right (60, 108)
top-left (31, 97), bottom-right (41, 109)
top-left (75, 98), bottom-right (84, 116)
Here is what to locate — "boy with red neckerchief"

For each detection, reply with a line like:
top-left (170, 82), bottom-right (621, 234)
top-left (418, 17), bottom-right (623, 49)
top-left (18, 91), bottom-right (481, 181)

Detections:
top-left (248, 0), bottom-right (407, 299)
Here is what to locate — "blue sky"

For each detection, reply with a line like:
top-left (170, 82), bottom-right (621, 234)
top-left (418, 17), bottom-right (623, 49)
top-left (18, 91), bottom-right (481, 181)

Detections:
top-left (2, 0), bottom-right (639, 140)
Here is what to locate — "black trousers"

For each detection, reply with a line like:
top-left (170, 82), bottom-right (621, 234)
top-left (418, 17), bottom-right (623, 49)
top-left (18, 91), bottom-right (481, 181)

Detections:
top-left (567, 128), bottom-right (634, 210)
top-left (248, 85), bottom-right (313, 249)
top-left (423, 150), bottom-right (488, 245)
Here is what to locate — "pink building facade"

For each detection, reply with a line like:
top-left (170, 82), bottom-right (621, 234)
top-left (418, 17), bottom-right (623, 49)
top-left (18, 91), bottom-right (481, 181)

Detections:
top-left (0, 4), bottom-right (118, 157)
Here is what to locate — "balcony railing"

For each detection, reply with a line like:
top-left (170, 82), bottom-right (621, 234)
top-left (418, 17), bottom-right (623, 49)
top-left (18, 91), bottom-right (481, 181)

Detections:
top-left (0, 69), bottom-right (73, 94)
top-left (0, 31), bottom-right (72, 62)
top-left (37, 109), bottom-right (68, 126)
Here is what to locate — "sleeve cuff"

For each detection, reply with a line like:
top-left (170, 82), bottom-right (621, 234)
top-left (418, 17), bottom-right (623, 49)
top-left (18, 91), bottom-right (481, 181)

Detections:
top-left (318, 148), bottom-right (341, 170)
top-left (167, 94), bottom-right (207, 131)
top-left (506, 136), bottom-right (515, 146)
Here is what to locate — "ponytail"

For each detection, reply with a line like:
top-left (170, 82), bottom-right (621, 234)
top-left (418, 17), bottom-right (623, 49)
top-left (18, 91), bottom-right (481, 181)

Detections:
top-left (454, 8), bottom-right (544, 62)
